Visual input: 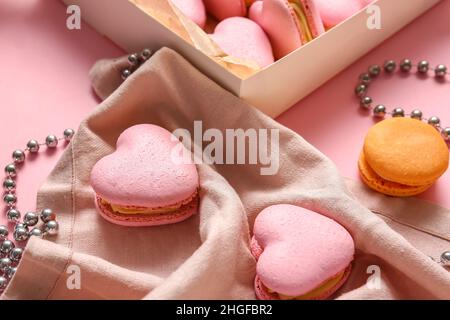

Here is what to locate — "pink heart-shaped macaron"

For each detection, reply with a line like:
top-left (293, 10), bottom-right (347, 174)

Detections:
top-left (90, 124), bottom-right (199, 227)
top-left (314, 0), bottom-right (373, 28)
top-left (249, 0), bottom-right (325, 60)
top-left (171, 0), bottom-right (207, 28)
top-left (210, 17), bottom-right (274, 68)
top-left (251, 204), bottom-right (354, 300)
top-left (203, 0), bottom-right (248, 21)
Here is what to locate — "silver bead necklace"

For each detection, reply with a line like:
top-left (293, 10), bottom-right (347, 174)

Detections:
top-left (355, 59), bottom-right (450, 268)
top-left (121, 48), bottom-right (153, 80)
top-left (356, 59), bottom-right (450, 141)
top-left (0, 129), bottom-right (75, 292)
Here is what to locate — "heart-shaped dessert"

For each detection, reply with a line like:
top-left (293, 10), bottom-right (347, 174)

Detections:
top-left (314, 0), bottom-right (373, 29)
top-left (249, 0), bottom-right (325, 60)
top-left (90, 124), bottom-right (200, 227)
top-left (251, 204), bottom-right (354, 300)
top-left (170, 0), bottom-right (207, 28)
top-left (203, 0), bottom-right (252, 21)
top-left (210, 17), bottom-right (274, 68)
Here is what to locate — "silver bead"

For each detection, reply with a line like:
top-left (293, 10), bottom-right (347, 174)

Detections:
top-left (9, 247), bottom-right (23, 262)
top-left (410, 109), bottom-right (423, 120)
top-left (44, 220), bottom-right (59, 235)
top-left (63, 128), bottom-right (75, 142)
top-left (3, 193), bottom-right (17, 206)
top-left (29, 228), bottom-right (43, 238)
top-left (417, 60), bottom-right (429, 73)
top-left (0, 257), bottom-right (12, 272)
top-left (128, 53), bottom-right (139, 65)
top-left (12, 149), bottom-right (25, 164)
top-left (359, 73), bottom-right (371, 85)
top-left (5, 266), bottom-right (17, 279)
top-left (14, 223), bottom-right (27, 231)
top-left (428, 116), bottom-right (440, 128)
top-left (373, 105), bottom-right (386, 118)
top-left (45, 135), bottom-right (58, 148)
top-left (3, 178), bottom-right (16, 192)
top-left (0, 276), bottom-right (7, 290)
top-left (441, 127), bottom-right (450, 141)
top-left (141, 48), bottom-right (152, 60)
top-left (0, 225), bottom-right (8, 240)
top-left (5, 164), bottom-right (17, 177)
top-left (0, 240), bottom-right (14, 255)
top-left (360, 96), bottom-right (372, 109)
top-left (435, 64), bottom-right (447, 78)
top-left (6, 209), bottom-right (20, 223)
top-left (368, 65), bottom-right (381, 77)
top-left (384, 60), bottom-right (396, 73)
top-left (13, 227), bottom-right (29, 242)
top-left (392, 108), bottom-right (405, 117)
top-left (121, 69), bottom-right (131, 80)
top-left (26, 139), bottom-right (40, 153)
top-left (23, 212), bottom-right (39, 227)
top-left (400, 59), bottom-right (412, 72)
top-left (355, 84), bottom-right (367, 97)
top-left (440, 251), bottom-right (450, 266)
top-left (40, 208), bottom-right (56, 223)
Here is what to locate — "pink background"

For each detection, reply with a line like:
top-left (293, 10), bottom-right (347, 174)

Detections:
top-left (1, 0), bottom-right (450, 228)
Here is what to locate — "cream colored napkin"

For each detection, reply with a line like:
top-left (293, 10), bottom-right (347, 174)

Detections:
top-left (3, 48), bottom-right (449, 300)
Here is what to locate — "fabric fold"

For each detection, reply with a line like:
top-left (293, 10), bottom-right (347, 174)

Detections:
top-left (3, 48), bottom-right (449, 300)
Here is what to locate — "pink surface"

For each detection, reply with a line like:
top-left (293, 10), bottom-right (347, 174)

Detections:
top-left (90, 124), bottom-right (199, 208)
top-left (278, 0), bottom-right (450, 207)
top-left (252, 204), bottom-right (354, 297)
top-left (210, 17), bottom-right (274, 68)
top-left (1, 0), bottom-right (450, 233)
top-left (0, 0), bottom-right (123, 227)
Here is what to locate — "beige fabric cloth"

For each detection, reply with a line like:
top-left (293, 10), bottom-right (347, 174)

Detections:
top-left (2, 48), bottom-right (449, 300)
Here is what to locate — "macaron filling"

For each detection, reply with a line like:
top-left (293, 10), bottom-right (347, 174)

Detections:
top-left (262, 266), bottom-right (350, 300)
top-left (96, 189), bottom-right (199, 216)
top-left (289, 1), bottom-right (314, 42)
top-left (358, 153), bottom-right (432, 196)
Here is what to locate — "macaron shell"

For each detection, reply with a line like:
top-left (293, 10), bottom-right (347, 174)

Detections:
top-left (170, 0), bottom-right (207, 28)
top-left (204, 0), bottom-right (247, 21)
top-left (253, 204), bottom-right (354, 297)
top-left (363, 118), bottom-right (449, 186)
top-left (95, 195), bottom-right (198, 227)
top-left (249, 0), bottom-right (303, 60)
top-left (210, 17), bottom-right (274, 68)
top-left (254, 265), bottom-right (352, 300)
top-left (250, 235), bottom-right (263, 260)
top-left (314, 0), bottom-right (370, 28)
top-left (299, 0), bottom-right (327, 38)
top-left (90, 124), bottom-right (199, 208)
top-left (358, 152), bottom-right (433, 197)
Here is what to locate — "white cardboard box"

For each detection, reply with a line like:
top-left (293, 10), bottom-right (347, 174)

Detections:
top-left (63, 0), bottom-right (441, 117)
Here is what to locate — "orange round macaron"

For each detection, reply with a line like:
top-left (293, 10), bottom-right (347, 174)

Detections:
top-left (359, 117), bottom-right (449, 197)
